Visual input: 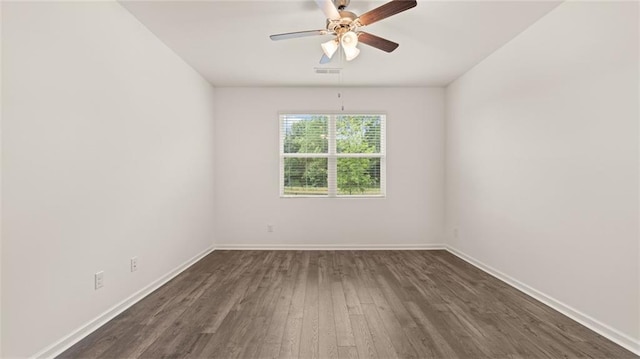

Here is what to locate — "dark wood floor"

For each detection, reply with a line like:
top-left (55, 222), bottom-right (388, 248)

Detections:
top-left (60, 250), bottom-right (637, 359)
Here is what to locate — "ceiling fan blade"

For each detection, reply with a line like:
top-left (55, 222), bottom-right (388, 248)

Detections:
top-left (357, 0), bottom-right (417, 27)
top-left (315, 0), bottom-right (341, 20)
top-left (358, 32), bottom-right (399, 53)
top-left (270, 30), bottom-right (328, 41)
top-left (320, 54), bottom-right (332, 64)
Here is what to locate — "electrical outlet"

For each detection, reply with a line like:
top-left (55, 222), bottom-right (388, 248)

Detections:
top-left (453, 228), bottom-right (459, 239)
top-left (267, 224), bottom-right (274, 233)
top-left (131, 257), bottom-right (138, 272)
top-left (95, 271), bottom-right (104, 290)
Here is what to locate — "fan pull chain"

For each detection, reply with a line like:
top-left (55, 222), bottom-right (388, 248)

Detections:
top-left (339, 50), bottom-right (345, 111)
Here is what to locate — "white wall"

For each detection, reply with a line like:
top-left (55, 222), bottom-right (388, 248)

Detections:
top-left (214, 87), bottom-right (444, 248)
top-left (445, 0), bottom-right (639, 351)
top-left (1, 2), bottom-right (215, 357)
top-left (0, 2), bottom-right (4, 356)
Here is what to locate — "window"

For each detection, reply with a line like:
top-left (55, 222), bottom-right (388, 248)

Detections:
top-left (279, 114), bottom-right (386, 197)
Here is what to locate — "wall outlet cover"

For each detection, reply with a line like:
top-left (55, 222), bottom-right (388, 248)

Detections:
top-left (95, 271), bottom-right (104, 290)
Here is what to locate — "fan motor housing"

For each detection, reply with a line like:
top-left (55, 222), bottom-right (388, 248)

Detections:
top-left (339, 10), bottom-right (357, 21)
top-left (326, 10), bottom-right (357, 34)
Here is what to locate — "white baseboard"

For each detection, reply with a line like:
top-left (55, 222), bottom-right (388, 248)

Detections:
top-left (214, 243), bottom-right (446, 250)
top-left (445, 245), bottom-right (640, 356)
top-left (33, 246), bottom-right (215, 359)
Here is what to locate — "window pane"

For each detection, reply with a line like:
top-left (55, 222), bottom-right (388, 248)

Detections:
top-left (336, 115), bottom-right (381, 154)
top-left (284, 158), bottom-right (328, 195)
top-left (282, 115), bottom-right (328, 154)
top-left (337, 158), bottom-right (381, 195)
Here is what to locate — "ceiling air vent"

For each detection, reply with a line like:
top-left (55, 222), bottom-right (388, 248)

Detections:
top-left (314, 67), bottom-right (342, 74)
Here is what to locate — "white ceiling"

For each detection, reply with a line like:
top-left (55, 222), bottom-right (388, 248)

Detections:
top-left (120, 0), bottom-right (561, 87)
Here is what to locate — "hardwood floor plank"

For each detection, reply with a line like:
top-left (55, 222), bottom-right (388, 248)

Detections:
top-left (331, 281), bottom-right (356, 347)
top-left (263, 260), bottom-right (297, 345)
top-left (181, 333), bottom-right (213, 358)
top-left (351, 252), bottom-right (375, 304)
top-left (57, 320), bottom-right (134, 358)
top-left (223, 252), bottom-right (286, 359)
top-left (361, 303), bottom-right (399, 359)
top-left (278, 317), bottom-right (302, 359)
top-left (258, 343), bottom-right (282, 359)
top-left (337, 251), bottom-right (364, 315)
top-left (365, 287), bottom-right (418, 358)
top-left (318, 251), bottom-right (339, 359)
top-left (402, 326), bottom-right (441, 359)
top-left (288, 251), bottom-right (309, 319)
top-left (299, 252), bottom-right (320, 359)
top-left (337, 346), bottom-right (359, 359)
top-left (374, 268), bottom-right (419, 329)
top-left (199, 252), bottom-right (276, 358)
top-left (404, 300), bottom-right (460, 359)
top-left (349, 314), bottom-right (378, 359)
top-left (59, 250), bottom-right (638, 359)
top-left (101, 278), bottom-right (209, 358)
top-left (278, 252), bottom-right (308, 359)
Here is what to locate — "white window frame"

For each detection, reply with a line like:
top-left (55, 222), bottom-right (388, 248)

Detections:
top-left (279, 113), bottom-right (386, 198)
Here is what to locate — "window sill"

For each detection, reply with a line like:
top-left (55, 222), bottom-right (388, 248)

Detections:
top-left (279, 195), bottom-right (386, 199)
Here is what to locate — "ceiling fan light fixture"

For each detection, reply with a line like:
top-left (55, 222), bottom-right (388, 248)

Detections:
top-left (343, 46), bottom-right (360, 61)
top-left (321, 39), bottom-right (339, 58)
top-left (340, 31), bottom-right (358, 49)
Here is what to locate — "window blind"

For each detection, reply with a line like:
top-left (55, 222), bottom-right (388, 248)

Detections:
top-left (279, 114), bottom-right (386, 197)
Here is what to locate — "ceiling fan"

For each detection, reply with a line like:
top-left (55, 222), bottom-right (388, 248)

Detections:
top-left (270, 0), bottom-right (417, 64)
